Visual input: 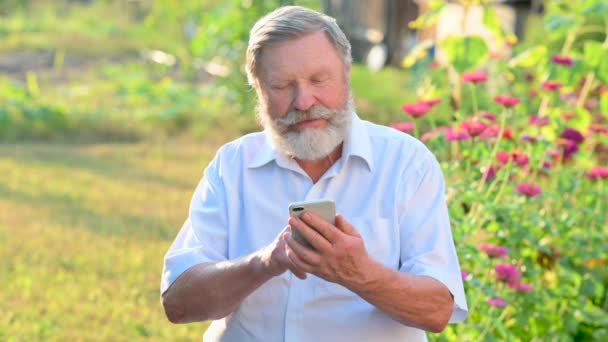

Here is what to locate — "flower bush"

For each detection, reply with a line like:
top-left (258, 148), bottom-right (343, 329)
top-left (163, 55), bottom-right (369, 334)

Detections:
top-left (403, 0), bottom-right (608, 340)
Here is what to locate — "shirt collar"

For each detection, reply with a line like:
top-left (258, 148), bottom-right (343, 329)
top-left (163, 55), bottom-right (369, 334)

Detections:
top-left (247, 112), bottom-right (373, 172)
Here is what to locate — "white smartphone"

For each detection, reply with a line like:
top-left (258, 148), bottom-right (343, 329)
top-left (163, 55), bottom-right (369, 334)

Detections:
top-left (288, 199), bottom-right (336, 249)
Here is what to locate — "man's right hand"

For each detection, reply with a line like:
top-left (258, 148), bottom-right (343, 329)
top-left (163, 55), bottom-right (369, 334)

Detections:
top-left (260, 226), bottom-right (307, 279)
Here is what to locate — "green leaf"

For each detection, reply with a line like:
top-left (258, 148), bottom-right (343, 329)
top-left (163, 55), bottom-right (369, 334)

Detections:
top-left (409, 0), bottom-right (445, 29)
top-left (508, 46), bottom-right (547, 68)
top-left (543, 14), bottom-right (579, 38)
top-left (581, 0), bottom-right (608, 18)
top-left (583, 41), bottom-right (604, 69)
top-left (440, 35), bottom-right (489, 73)
top-left (482, 6), bottom-right (503, 40)
top-left (401, 40), bottom-right (434, 68)
top-left (597, 54), bottom-right (608, 84)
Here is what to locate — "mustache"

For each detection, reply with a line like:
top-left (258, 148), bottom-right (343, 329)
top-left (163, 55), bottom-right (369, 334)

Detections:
top-left (273, 106), bottom-right (336, 131)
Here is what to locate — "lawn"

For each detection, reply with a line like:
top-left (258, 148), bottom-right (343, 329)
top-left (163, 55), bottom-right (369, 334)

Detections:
top-left (0, 143), bottom-right (217, 340)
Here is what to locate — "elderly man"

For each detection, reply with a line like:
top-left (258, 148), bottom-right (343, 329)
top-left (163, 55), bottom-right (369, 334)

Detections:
top-left (161, 6), bottom-right (467, 341)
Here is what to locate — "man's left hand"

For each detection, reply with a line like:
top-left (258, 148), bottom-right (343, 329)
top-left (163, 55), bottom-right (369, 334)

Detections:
top-left (285, 213), bottom-right (374, 288)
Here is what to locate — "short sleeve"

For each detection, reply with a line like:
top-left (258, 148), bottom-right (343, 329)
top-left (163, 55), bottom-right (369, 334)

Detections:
top-left (160, 154), bottom-right (229, 295)
top-left (398, 153), bottom-right (468, 323)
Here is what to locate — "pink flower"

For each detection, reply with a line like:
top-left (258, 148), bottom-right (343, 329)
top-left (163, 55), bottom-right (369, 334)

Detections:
top-left (478, 125), bottom-right (499, 139)
top-left (444, 127), bottom-right (470, 141)
top-left (557, 139), bottom-right (580, 160)
top-left (516, 182), bottom-right (542, 197)
top-left (421, 98), bottom-right (442, 107)
top-left (495, 264), bottom-right (522, 285)
top-left (461, 270), bottom-right (469, 280)
top-left (542, 80), bottom-right (563, 92)
top-left (479, 244), bottom-right (508, 258)
top-left (402, 102), bottom-right (431, 118)
top-left (510, 282), bottom-right (533, 292)
top-left (560, 128), bottom-right (585, 145)
top-left (494, 95), bottom-right (521, 108)
top-left (542, 161), bottom-right (552, 169)
top-left (587, 166), bottom-right (608, 180)
top-left (462, 71), bottom-right (488, 83)
top-left (529, 115), bottom-right (549, 127)
top-left (421, 126), bottom-right (449, 142)
top-left (551, 55), bottom-right (574, 66)
top-left (390, 122), bottom-right (415, 133)
top-left (461, 119), bottom-right (488, 137)
top-left (496, 150), bottom-right (510, 164)
top-left (589, 124), bottom-right (608, 135)
top-left (511, 151), bottom-right (529, 167)
top-left (487, 297), bottom-right (507, 307)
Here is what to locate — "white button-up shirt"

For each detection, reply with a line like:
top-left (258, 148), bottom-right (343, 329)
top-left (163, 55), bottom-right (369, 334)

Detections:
top-left (161, 113), bottom-right (468, 342)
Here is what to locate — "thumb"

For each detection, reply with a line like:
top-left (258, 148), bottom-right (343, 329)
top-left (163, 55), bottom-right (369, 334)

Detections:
top-left (335, 214), bottom-right (360, 237)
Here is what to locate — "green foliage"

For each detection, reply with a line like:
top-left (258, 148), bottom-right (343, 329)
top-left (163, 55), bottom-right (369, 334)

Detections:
top-left (439, 35), bottom-right (489, 73)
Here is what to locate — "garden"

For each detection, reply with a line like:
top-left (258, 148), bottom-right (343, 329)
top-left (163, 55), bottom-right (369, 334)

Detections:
top-left (0, 0), bottom-right (606, 340)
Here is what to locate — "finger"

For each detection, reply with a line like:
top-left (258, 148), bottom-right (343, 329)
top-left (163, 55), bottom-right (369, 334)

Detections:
top-left (286, 246), bottom-right (315, 274)
top-left (288, 216), bottom-right (332, 252)
top-left (286, 232), bottom-right (322, 266)
top-left (335, 214), bottom-right (361, 237)
top-left (300, 212), bottom-right (341, 243)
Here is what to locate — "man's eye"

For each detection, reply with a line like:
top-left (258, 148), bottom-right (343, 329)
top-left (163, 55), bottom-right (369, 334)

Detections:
top-left (312, 77), bottom-right (328, 84)
top-left (271, 84), bottom-right (288, 90)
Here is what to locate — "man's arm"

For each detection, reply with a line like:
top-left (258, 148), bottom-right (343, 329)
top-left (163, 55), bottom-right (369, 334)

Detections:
top-left (286, 213), bottom-right (454, 332)
top-left (162, 228), bottom-right (306, 323)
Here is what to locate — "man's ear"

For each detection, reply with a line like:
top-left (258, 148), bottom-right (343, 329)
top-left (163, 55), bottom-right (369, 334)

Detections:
top-left (344, 63), bottom-right (352, 84)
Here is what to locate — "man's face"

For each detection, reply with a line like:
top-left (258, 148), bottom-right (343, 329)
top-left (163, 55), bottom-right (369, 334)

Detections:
top-left (254, 31), bottom-right (353, 161)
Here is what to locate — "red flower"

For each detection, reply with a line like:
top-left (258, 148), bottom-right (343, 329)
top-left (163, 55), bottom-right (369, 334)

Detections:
top-left (529, 115), bottom-right (549, 127)
top-left (494, 95), bottom-right (521, 108)
top-left (421, 98), bottom-right (442, 107)
top-left (502, 128), bottom-right (514, 140)
top-left (516, 182), bottom-right (542, 197)
top-left (487, 297), bottom-right (507, 307)
top-left (542, 80), bottom-right (563, 92)
top-left (479, 244), bottom-right (508, 258)
top-left (542, 161), bottom-right (552, 169)
top-left (560, 128), bottom-right (585, 145)
top-left (390, 122), bottom-right (415, 133)
top-left (444, 127), bottom-right (470, 141)
top-left (461, 119), bottom-right (488, 137)
top-left (462, 71), bottom-right (488, 83)
top-left (401, 102), bottom-right (431, 118)
top-left (587, 166), bottom-right (608, 180)
top-left (561, 112), bottom-right (576, 121)
top-left (551, 55), bottom-right (574, 66)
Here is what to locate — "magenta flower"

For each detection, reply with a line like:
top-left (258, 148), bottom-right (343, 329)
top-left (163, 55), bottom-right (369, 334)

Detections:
top-left (478, 125), bottom-right (500, 139)
top-left (494, 95), bottom-right (521, 108)
top-left (390, 122), bottom-right (415, 133)
top-left (542, 80), bottom-right (563, 92)
top-left (402, 102), bottom-right (430, 118)
top-left (421, 98), bottom-right (442, 107)
top-left (478, 112), bottom-right (496, 122)
top-left (487, 297), bottom-right (507, 308)
top-left (444, 127), bottom-right (470, 141)
top-left (529, 115), bottom-right (549, 127)
top-left (521, 134), bottom-right (537, 143)
top-left (551, 55), bottom-right (574, 66)
top-left (461, 119), bottom-right (488, 137)
top-left (587, 166), bottom-right (608, 180)
top-left (462, 71), bottom-right (488, 83)
top-left (516, 182), bottom-right (542, 198)
top-left (542, 161), bottom-right (552, 169)
top-left (560, 128), bottom-right (585, 145)
top-left (483, 165), bottom-right (500, 182)
top-left (479, 244), bottom-right (508, 258)
top-left (461, 270), bottom-right (469, 280)
top-left (421, 126), bottom-right (449, 142)
top-left (558, 139), bottom-right (580, 160)
top-left (495, 264), bottom-right (522, 285)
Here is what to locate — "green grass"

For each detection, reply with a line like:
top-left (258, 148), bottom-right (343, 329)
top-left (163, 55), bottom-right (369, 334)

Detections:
top-left (0, 143), bottom-right (223, 340)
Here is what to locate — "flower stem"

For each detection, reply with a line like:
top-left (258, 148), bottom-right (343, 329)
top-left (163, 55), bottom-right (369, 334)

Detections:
top-left (576, 72), bottom-right (595, 109)
top-left (470, 83), bottom-right (479, 114)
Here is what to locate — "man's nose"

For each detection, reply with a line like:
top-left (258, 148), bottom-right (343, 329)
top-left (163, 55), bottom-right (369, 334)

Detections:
top-left (293, 84), bottom-right (316, 111)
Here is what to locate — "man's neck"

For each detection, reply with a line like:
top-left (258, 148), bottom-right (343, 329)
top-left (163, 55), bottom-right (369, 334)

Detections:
top-left (295, 144), bottom-right (343, 183)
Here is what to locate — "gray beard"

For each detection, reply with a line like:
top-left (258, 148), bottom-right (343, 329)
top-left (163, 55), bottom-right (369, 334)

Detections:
top-left (258, 95), bottom-right (354, 161)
